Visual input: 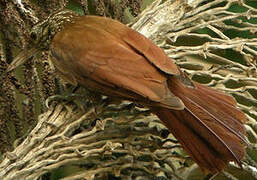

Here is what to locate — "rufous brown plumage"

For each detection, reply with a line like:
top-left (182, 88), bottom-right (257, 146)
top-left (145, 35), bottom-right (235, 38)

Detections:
top-left (8, 10), bottom-right (247, 173)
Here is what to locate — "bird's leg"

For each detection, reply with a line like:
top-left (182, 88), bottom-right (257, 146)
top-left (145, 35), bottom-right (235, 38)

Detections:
top-left (45, 80), bottom-right (110, 111)
top-left (45, 81), bottom-right (86, 108)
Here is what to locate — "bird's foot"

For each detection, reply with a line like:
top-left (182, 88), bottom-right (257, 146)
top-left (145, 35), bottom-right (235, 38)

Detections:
top-left (45, 93), bottom-right (86, 109)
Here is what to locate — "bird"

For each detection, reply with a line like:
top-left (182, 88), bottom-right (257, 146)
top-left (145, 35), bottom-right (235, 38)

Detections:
top-left (7, 10), bottom-right (247, 173)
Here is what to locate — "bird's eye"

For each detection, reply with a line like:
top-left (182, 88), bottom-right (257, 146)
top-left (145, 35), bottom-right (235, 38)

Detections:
top-left (30, 32), bottom-right (37, 40)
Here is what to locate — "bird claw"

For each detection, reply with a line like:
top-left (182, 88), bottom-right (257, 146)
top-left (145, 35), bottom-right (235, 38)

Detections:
top-left (45, 93), bottom-right (83, 108)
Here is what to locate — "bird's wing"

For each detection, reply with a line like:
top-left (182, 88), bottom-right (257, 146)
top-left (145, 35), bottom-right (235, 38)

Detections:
top-left (50, 19), bottom-right (184, 110)
top-left (77, 15), bottom-right (180, 76)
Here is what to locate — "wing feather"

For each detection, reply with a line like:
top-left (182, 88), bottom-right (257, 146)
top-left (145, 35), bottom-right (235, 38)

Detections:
top-left (76, 16), bottom-right (180, 75)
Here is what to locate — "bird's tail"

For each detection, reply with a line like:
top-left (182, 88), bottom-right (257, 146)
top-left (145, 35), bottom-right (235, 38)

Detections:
top-left (153, 76), bottom-right (247, 173)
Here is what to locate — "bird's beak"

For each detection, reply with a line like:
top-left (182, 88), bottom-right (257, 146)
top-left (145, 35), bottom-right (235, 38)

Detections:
top-left (6, 47), bottom-right (40, 72)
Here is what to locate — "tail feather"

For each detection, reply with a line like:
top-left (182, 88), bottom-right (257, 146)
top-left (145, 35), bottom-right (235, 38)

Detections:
top-left (155, 108), bottom-right (238, 172)
top-left (184, 92), bottom-right (246, 144)
top-left (191, 84), bottom-right (246, 135)
top-left (153, 76), bottom-right (247, 173)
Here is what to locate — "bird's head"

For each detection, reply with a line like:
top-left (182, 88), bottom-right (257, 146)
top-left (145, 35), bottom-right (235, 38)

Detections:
top-left (30, 10), bottom-right (78, 50)
top-left (6, 10), bottom-right (79, 72)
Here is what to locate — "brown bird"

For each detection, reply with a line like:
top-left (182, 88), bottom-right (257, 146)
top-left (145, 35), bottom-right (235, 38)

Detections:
top-left (8, 10), bottom-right (247, 173)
